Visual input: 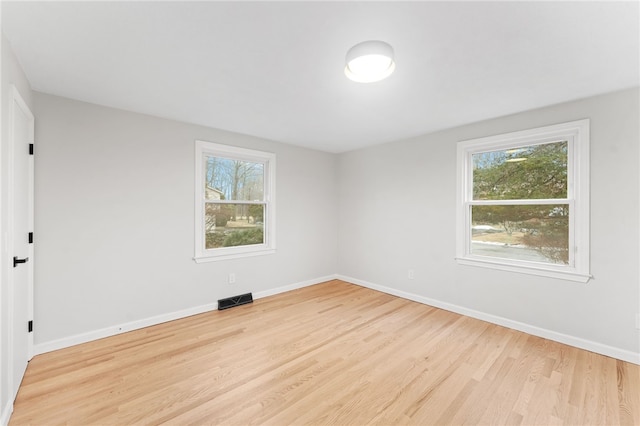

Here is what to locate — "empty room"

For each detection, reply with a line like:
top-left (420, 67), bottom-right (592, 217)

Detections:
top-left (1, 1), bottom-right (639, 425)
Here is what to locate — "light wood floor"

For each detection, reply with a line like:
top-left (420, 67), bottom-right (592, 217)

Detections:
top-left (10, 280), bottom-right (640, 425)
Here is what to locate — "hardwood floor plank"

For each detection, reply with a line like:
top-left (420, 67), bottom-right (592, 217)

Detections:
top-left (9, 280), bottom-right (639, 425)
top-left (618, 360), bottom-right (640, 426)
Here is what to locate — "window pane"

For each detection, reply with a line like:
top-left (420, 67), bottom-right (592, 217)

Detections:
top-left (471, 204), bottom-right (569, 265)
top-left (204, 155), bottom-right (264, 201)
top-left (472, 141), bottom-right (567, 200)
top-left (205, 203), bottom-right (265, 249)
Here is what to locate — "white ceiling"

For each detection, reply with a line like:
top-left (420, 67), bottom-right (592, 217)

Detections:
top-left (2, 1), bottom-right (639, 153)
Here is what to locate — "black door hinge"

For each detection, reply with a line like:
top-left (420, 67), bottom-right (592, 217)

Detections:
top-left (28, 232), bottom-right (33, 244)
top-left (29, 144), bottom-right (34, 155)
top-left (13, 256), bottom-right (29, 267)
top-left (28, 320), bottom-right (33, 333)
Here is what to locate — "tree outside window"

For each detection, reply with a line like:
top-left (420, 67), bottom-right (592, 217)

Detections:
top-left (204, 156), bottom-right (265, 249)
top-left (195, 141), bottom-right (275, 262)
top-left (456, 119), bottom-right (590, 282)
top-left (471, 141), bottom-right (569, 264)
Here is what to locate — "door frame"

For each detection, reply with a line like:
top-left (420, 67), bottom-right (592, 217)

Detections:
top-left (6, 84), bottom-right (35, 401)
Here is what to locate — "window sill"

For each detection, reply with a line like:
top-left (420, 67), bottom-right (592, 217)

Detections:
top-left (194, 248), bottom-right (276, 263)
top-left (455, 257), bottom-right (591, 283)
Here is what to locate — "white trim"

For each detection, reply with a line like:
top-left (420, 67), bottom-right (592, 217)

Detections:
top-left (1, 399), bottom-right (13, 426)
top-left (253, 275), bottom-right (337, 300)
top-left (455, 258), bottom-right (591, 283)
top-left (456, 119), bottom-right (590, 282)
top-left (467, 198), bottom-right (570, 206)
top-left (336, 274), bottom-right (640, 365)
top-left (35, 302), bottom-right (217, 355)
top-left (25, 89), bottom-right (35, 361)
top-left (194, 248), bottom-right (276, 263)
top-left (33, 275), bottom-right (334, 356)
top-left (29, 273), bottom-right (639, 368)
top-left (194, 140), bottom-right (276, 262)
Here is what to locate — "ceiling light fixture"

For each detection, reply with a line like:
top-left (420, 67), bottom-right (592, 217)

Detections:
top-left (345, 40), bottom-right (395, 83)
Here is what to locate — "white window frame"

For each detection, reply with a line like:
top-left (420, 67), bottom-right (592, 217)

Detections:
top-left (194, 140), bottom-right (276, 262)
top-left (456, 119), bottom-right (590, 282)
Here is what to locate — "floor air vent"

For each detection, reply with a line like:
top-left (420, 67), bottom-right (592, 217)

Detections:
top-left (218, 293), bottom-right (253, 310)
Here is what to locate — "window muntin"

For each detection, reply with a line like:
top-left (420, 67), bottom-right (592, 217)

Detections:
top-left (456, 120), bottom-right (590, 282)
top-left (470, 140), bottom-right (570, 266)
top-left (195, 141), bottom-right (275, 262)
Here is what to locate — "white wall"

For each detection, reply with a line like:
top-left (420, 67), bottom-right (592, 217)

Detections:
top-left (33, 93), bottom-right (338, 349)
top-left (1, 32), bottom-right (35, 425)
top-left (337, 88), bottom-right (640, 362)
top-left (30, 88), bottom-right (640, 363)
top-left (6, 59), bottom-right (640, 418)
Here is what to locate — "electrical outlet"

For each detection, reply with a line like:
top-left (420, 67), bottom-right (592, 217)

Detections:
top-left (228, 273), bottom-right (236, 284)
top-left (408, 269), bottom-right (414, 280)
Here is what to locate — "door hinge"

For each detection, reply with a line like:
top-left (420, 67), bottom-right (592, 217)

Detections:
top-left (29, 144), bottom-right (34, 155)
top-left (28, 232), bottom-right (33, 244)
top-left (28, 320), bottom-right (33, 333)
top-left (13, 256), bottom-right (29, 267)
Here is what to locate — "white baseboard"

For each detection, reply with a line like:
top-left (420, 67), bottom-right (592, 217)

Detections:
top-left (336, 274), bottom-right (640, 365)
top-left (34, 302), bottom-right (217, 356)
top-left (33, 275), bottom-right (336, 356)
top-left (253, 275), bottom-right (337, 300)
top-left (1, 399), bottom-right (12, 426)
top-left (33, 273), bottom-right (639, 365)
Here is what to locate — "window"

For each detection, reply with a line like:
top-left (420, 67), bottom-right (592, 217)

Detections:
top-left (195, 141), bottom-right (275, 262)
top-left (456, 120), bottom-right (590, 282)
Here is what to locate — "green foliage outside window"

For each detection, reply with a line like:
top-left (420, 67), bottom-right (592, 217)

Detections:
top-left (206, 228), bottom-right (264, 249)
top-left (473, 141), bottom-right (567, 200)
top-left (472, 141), bottom-right (569, 264)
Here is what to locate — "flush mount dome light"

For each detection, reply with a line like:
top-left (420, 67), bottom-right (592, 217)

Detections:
top-left (345, 40), bottom-right (395, 83)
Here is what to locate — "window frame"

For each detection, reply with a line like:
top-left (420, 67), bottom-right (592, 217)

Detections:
top-left (194, 140), bottom-right (276, 262)
top-left (456, 119), bottom-right (591, 282)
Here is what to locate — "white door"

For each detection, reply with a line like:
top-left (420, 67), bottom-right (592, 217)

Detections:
top-left (8, 85), bottom-right (34, 400)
